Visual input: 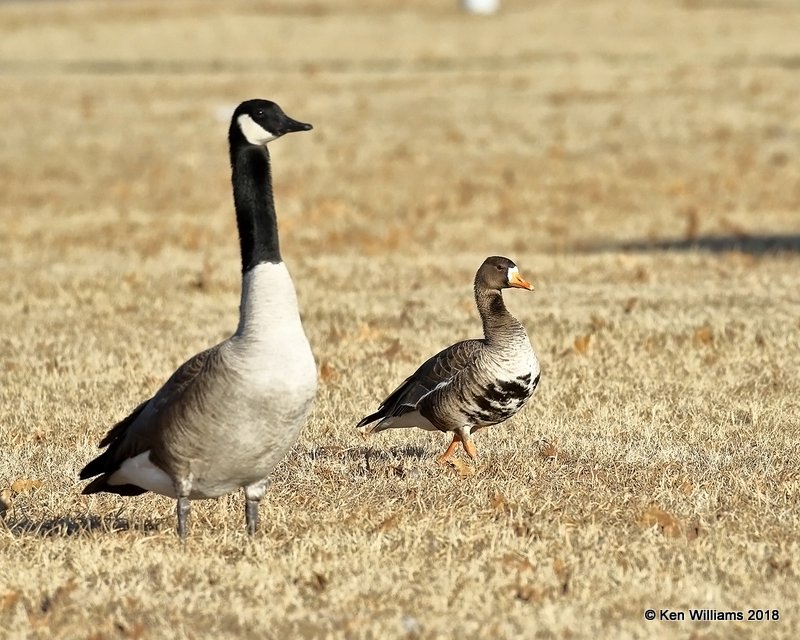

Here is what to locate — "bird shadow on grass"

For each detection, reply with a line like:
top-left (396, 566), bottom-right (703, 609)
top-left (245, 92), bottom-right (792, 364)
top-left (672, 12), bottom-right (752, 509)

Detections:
top-left (305, 444), bottom-right (429, 463)
top-left (1, 514), bottom-right (161, 537)
top-left (585, 233), bottom-right (800, 255)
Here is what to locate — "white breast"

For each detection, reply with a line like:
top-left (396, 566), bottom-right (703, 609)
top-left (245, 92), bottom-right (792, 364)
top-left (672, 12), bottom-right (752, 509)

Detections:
top-left (230, 261), bottom-right (317, 391)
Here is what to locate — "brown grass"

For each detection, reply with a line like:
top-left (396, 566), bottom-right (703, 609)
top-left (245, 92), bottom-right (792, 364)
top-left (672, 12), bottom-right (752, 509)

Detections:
top-left (1, 0), bottom-right (800, 638)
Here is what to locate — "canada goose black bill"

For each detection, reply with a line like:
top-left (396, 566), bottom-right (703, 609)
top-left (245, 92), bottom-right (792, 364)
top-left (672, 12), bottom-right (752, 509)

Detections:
top-left (80, 99), bottom-right (317, 538)
top-left (356, 256), bottom-right (540, 465)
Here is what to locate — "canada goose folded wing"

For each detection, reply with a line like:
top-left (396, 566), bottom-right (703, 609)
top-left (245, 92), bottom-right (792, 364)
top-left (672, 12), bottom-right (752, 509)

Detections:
top-left (80, 348), bottom-right (216, 491)
top-left (357, 338), bottom-right (482, 427)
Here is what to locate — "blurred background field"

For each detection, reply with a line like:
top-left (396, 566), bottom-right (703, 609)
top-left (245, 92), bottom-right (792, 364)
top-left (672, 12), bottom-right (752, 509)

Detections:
top-left (1, 1), bottom-right (799, 638)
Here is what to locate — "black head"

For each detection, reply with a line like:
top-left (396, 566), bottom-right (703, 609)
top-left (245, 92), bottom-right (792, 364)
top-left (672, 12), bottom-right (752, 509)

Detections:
top-left (475, 256), bottom-right (535, 291)
top-left (230, 99), bottom-right (312, 147)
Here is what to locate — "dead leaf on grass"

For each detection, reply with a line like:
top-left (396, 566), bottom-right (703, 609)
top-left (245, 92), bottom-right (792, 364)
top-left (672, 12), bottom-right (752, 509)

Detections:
top-left (573, 333), bottom-right (592, 355)
top-left (502, 553), bottom-right (534, 573)
top-left (538, 440), bottom-right (572, 464)
top-left (693, 326), bottom-right (714, 346)
top-left (10, 479), bottom-right (43, 493)
top-left (491, 492), bottom-right (511, 515)
top-left (373, 513), bottom-right (402, 533)
top-left (0, 591), bottom-right (20, 612)
top-left (539, 441), bottom-right (559, 459)
top-left (319, 362), bottom-right (338, 383)
top-left (624, 297), bottom-right (638, 313)
top-left (449, 458), bottom-right (474, 477)
top-left (639, 505), bottom-right (683, 538)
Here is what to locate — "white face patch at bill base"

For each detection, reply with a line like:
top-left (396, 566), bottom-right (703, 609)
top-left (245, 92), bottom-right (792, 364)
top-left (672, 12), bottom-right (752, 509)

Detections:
top-left (238, 114), bottom-right (278, 145)
top-left (507, 266), bottom-right (519, 282)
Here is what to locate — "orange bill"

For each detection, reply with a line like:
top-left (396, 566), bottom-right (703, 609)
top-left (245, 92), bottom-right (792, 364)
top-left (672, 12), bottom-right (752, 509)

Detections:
top-left (509, 271), bottom-right (534, 290)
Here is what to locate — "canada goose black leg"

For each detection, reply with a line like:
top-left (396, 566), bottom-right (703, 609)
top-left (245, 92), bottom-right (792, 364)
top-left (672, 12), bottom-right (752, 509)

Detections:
top-left (244, 479), bottom-right (270, 536)
top-left (176, 496), bottom-right (190, 539)
top-left (245, 499), bottom-right (259, 536)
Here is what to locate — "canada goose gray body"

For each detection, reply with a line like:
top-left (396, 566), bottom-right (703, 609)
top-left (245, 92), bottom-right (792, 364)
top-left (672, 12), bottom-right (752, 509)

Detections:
top-left (357, 256), bottom-right (539, 463)
top-left (80, 100), bottom-right (317, 536)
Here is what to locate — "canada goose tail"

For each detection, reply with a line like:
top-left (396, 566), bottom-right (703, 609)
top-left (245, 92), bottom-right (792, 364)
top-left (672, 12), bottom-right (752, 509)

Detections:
top-left (79, 447), bottom-right (114, 481)
top-left (80, 445), bottom-right (148, 496)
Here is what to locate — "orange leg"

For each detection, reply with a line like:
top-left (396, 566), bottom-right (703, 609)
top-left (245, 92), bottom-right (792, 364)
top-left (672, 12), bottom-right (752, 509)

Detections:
top-left (437, 433), bottom-right (461, 465)
top-left (463, 437), bottom-right (478, 460)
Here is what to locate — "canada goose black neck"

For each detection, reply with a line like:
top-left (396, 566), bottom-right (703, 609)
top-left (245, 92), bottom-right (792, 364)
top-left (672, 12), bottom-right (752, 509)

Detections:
top-left (230, 139), bottom-right (281, 271)
top-left (227, 99), bottom-right (312, 273)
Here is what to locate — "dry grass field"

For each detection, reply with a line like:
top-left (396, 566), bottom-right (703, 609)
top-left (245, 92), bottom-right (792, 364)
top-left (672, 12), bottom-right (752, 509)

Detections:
top-left (1, 0), bottom-right (800, 638)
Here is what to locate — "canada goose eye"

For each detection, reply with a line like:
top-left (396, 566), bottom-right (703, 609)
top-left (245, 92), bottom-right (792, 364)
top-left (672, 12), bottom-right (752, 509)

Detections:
top-left (255, 109), bottom-right (264, 118)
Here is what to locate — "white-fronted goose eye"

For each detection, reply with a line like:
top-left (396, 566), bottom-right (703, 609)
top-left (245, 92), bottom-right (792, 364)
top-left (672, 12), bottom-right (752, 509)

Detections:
top-left (357, 255), bottom-right (540, 464)
top-left (80, 98), bottom-right (317, 538)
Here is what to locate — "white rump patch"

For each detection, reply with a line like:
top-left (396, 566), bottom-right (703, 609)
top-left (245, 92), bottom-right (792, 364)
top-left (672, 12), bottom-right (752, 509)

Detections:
top-left (108, 450), bottom-right (177, 498)
top-left (237, 114), bottom-right (278, 145)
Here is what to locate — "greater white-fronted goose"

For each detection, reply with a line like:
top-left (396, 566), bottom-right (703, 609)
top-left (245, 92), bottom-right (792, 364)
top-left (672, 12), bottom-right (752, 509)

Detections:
top-left (80, 99), bottom-right (317, 537)
top-left (357, 256), bottom-right (540, 463)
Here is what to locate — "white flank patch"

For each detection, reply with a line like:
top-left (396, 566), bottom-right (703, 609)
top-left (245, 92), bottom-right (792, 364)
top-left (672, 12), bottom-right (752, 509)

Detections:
top-left (237, 114), bottom-right (278, 145)
top-left (108, 450), bottom-right (177, 498)
top-left (379, 409), bottom-right (438, 432)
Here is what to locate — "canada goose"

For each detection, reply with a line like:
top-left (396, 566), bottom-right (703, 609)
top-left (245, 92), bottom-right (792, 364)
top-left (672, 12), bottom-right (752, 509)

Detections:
top-left (80, 99), bottom-right (317, 537)
top-left (357, 256), bottom-right (540, 463)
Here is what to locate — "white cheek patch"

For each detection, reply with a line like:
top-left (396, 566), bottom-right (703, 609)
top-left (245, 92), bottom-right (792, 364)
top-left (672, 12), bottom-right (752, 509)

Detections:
top-left (238, 114), bottom-right (278, 145)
